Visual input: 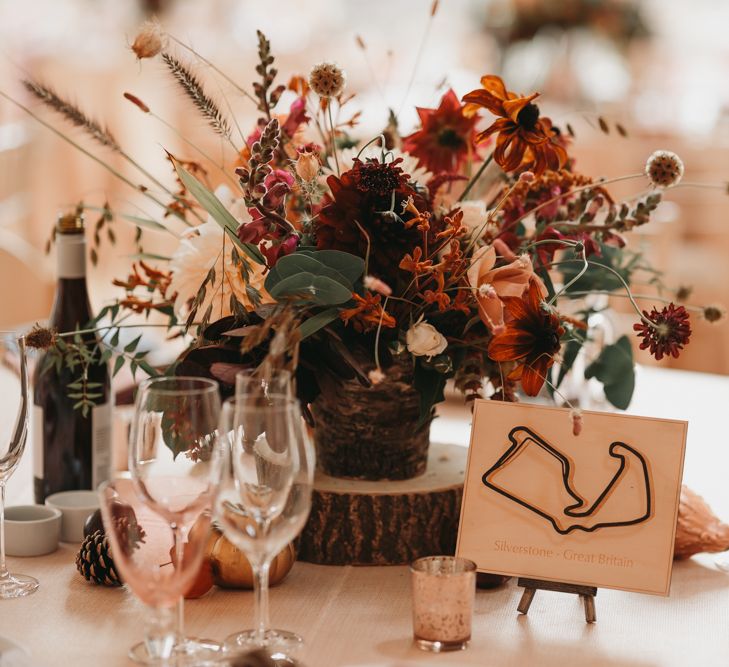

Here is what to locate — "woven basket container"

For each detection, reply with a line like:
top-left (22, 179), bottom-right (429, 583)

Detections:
top-left (311, 356), bottom-right (431, 481)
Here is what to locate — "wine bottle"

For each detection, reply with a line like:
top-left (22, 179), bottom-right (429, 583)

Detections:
top-left (32, 212), bottom-right (112, 503)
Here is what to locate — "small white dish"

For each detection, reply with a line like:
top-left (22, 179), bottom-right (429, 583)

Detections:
top-left (45, 490), bottom-right (99, 543)
top-left (4, 505), bottom-right (61, 557)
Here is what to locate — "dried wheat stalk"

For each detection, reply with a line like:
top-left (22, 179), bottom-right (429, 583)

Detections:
top-left (22, 80), bottom-right (120, 151)
top-left (161, 52), bottom-right (231, 139)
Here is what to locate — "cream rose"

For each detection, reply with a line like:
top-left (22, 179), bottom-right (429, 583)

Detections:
top-left (406, 319), bottom-right (448, 358)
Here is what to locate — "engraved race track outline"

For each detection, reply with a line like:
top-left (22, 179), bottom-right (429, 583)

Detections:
top-left (481, 426), bottom-right (652, 535)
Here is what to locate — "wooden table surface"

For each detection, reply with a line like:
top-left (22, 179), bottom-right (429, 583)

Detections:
top-left (2, 366), bottom-right (729, 667)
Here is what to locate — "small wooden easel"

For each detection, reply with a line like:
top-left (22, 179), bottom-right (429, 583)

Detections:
top-left (516, 577), bottom-right (597, 623)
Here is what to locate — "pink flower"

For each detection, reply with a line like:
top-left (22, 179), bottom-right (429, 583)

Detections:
top-left (262, 169), bottom-right (295, 209)
top-left (281, 97), bottom-right (310, 138)
top-left (467, 245), bottom-right (546, 332)
top-left (363, 275), bottom-right (393, 297)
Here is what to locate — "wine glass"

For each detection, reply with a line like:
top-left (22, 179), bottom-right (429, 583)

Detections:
top-left (0, 333), bottom-right (39, 599)
top-left (128, 376), bottom-right (222, 663)
top-left (212, 394), bottom-right (315, 654)
top-left (99, 478), bottom-right (212, 664)
top-left (235, 369), bottom-right (293, 400)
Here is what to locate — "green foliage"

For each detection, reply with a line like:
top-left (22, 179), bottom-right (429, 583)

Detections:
top-left (174, 163), bottom-right (265, 265)
top-left (413, 358), bottom-right (450, 427)
top-left (561, 244), bottom-right (642, 294)
top-left (265, 250), bottom-right (365, 307)
top-left (552, 326), bottom-right (588, 391)
top-left (298, 308), bottom-right (340, 340)
top-left (584, 335), bottom-right (635, 410)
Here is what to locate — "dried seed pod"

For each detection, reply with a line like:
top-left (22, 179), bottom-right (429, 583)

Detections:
top-left (674, 485), bottom-right (729, 560)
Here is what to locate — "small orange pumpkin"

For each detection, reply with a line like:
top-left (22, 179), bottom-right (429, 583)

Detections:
top-left (209, 526), bottom-right (296, 589)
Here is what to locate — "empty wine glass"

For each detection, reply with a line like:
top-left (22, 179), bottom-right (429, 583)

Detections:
top-left (128, 376), bottom-right (222, 663)
top-left (99, 478), bottom-right (212, 664)
top-left (0, 333), bottom-right (38, 599)
top-left (213, 394), bottom-right (314, 654)
top-left (235, 368), bottom-right (293, 400)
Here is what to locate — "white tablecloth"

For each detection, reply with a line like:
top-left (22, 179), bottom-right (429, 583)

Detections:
top-left (2, 366), bottom-right (729, 666)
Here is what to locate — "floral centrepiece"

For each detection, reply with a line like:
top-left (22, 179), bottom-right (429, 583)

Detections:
top-left (13, 19), bottom-right (726, 481)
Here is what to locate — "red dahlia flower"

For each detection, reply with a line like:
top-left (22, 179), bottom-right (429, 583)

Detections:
top-left (315, 158), bottom-right (433, 283)
top-left (402, 89), bottom-right (480, 174)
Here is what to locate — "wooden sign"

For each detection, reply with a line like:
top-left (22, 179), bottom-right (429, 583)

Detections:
top-left (457, 400), bottom-right (688, 595)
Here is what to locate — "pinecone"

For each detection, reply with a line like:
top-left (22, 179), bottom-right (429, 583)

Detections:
top-left (75, 530), bottom-right (123, 586)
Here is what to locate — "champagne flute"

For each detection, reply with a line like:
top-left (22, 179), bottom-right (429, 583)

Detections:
top-left (128, 376), bottom-right (222, 662)
top-left (213, 394), bottom-right (315, 653)
top-left (99, 478), bottom-right (212, 664)
top-left (0, 333), bottom-right (38, 599)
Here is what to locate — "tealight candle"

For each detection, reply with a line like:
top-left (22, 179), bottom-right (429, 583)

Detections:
top-left (410, 555), bottom-right (476, 652)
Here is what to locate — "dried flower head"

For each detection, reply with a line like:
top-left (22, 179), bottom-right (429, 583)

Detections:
top-left (633, 303), bottom-right (691, 360)
top-left (570, 408), bottom-right (583, 437)
top-left (368, 368), bottom-right (386, 385)
top-left (131, 20), bottom-right (165, 60)
top-left (645, 150), bottom-right (684, 188)
top-left (702, 305), bottom-right (726, 324)
top-left (477, 283), bottom-right (497, 298)
top-left (363, 275), bottom-right (393, 297)
top-left (295, 150), bottom-right (320, 182)
top-left (675, 284), bottom-right (693, 301)
top-left (518, 171), bottom-right (535, 183)
top-left (25, 324), bottom-right (58, 350)
top-left (308, 62), bottom-right (346, 98)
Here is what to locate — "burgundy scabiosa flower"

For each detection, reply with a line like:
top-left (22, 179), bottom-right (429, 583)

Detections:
top-left (633, 303), bottom-right (692, 360)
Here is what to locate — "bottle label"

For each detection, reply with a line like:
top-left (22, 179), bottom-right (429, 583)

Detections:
top-left (32, 404), bottom-right (44, 480)
top-left (92, 402), bottom-right (113, 489)
top-left (57, 234), bottom-right (86, 279)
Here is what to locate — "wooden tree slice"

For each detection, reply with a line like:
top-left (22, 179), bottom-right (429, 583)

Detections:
top-left (298, 443), bottom-right (466, 565)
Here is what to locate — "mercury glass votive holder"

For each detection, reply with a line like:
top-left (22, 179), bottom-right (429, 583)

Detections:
top-left (410, 556), bottom-right (477, 652)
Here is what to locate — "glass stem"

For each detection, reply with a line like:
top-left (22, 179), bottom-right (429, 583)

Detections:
top-left (172, 525), bottom-right (186, 644)
top-left (145, 604), bottom-right (176, 664)
top-left (0, 481), bottom-right (7, 580)
top-left (253, 558), bottom-right (272, 643)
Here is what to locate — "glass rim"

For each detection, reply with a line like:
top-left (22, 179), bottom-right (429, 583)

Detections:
top-left (138, 375), bottom-right (219, 396)
top-left (410, 556), bottom-right (477, 575)
top-left (222, 393), bottom-right (299, 413)
top-left (235, 368), bottom-right (292, 378)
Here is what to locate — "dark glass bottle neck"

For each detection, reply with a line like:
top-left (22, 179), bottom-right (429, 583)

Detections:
top-left (49, 278), bottom-right (93, 333)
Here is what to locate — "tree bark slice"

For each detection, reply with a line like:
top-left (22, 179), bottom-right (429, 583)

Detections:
top-left (299, 443), bottom-right (466, 565)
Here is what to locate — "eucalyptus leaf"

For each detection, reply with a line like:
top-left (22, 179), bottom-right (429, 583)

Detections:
top-left (584, 335), bottom-right (635, 410)
top-left (297, 249), bottom-right (365, 284)
top-left (266, 253), bottom-right (355, 292)
top-left (561, 244), bottom-right (638, 295)
top-left (413, 362), bottom-right (447, 427)
top-left (268, 273), bottom-right (353, 306)
top-left (266, 254), bottom-right (325, 286)
top-left (555, 331), bottom-right (587, 390)
top-left (298, 308), bottom-right (340, 340)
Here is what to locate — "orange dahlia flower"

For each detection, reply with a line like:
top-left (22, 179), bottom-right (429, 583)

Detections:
top-left (488, 279), bottom-right (564, 396)
top-left (462, 75), bottom-right (567, 175)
